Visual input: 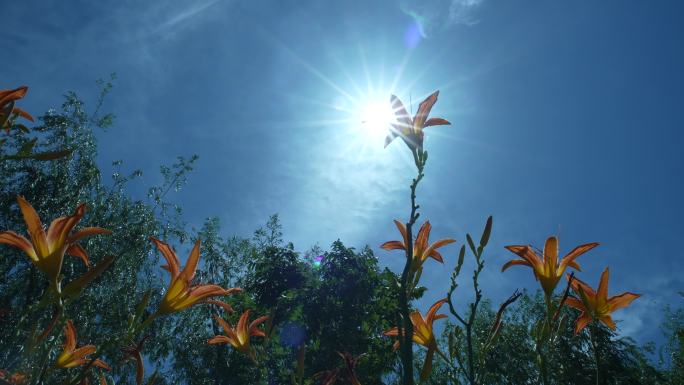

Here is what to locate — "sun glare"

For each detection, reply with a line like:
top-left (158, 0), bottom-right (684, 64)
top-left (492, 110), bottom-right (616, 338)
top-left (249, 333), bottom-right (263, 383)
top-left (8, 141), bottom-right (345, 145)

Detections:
top-left (359, 100), bottom-right (397, 143)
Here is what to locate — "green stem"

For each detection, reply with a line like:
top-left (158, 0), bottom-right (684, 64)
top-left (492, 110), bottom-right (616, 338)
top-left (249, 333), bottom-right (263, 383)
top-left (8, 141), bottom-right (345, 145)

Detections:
top-left (589, 322), bottom-right (601, 385)
top-left (535, 340), bottom-right (549, 385)
top-left (398, 150), bottom-right (425, 385)
top-left (534, 293), bottom-right (555, 385)
top-left (32, 308), bottom-right (66, 385)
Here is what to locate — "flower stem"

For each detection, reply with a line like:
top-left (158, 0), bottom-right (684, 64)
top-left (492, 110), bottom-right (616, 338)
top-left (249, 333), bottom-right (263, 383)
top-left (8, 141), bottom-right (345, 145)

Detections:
top-left (398, 150), bottom-right (426, 385)
top-left (589, 322), bottom-right (601, 385)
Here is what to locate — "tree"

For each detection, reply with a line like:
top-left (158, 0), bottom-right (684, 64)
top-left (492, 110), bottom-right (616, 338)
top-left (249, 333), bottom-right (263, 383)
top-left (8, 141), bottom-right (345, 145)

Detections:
top-left (0, 85), bottom-right (194, 384)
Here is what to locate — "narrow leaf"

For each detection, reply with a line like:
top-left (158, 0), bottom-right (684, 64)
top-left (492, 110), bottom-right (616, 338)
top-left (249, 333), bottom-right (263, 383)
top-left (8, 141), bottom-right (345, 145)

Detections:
top-left (135, 290), bottom-right (153, 324)
top-left (455, 245), bottom-right (465, 276)
top-left (480, 216), bottom-right (493, 247)
top-left (63, 255), bottom-right (116, 299)
top-left (31, 149), bottom-right (72, 161)
top-left (466, 234), bottom-right (476, 256)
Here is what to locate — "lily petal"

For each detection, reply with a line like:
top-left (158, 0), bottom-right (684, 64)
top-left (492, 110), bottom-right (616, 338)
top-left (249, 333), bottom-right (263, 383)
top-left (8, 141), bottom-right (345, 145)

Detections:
top-left (67, 227), bottom-right (112, 244)
top-left (179, 240), bottom-right (201, 283)
top-left (0, 231), bottom-right (37, 261)
top-left (423, 117), bottom-right (450, 127)
top-left (380, 241), bottom-right (405, 251)
top-left (208, 335), bottom-right (231, 345)
top-left (413, 91), bottom-right (439, 130)
top-left (597, 268), bottom-right (610, 305)
top-left (559, 242), bottom-right (599, 271)
top-left (66, 243), bottom-right (91, 267)
top-left (543, 237), bottom-right (559, 277)
top-left (393, 220), bottom-right (408, 245)
top-left (17, 196), bottom-right (49, 258)
top-left (608, 292), bottom-right (640, 312)
top-left (150, 238), bottom-right (180, 278)
top-left (504, 245), bottom-right (544, 271)
top-left (501, 258), bottom-right (532, 272)
top-left (600, 315), bottom-right (616, 330)
top-left (248, 315), bottom-right (269, 335)
top-left (574, 313), bottom-right (593, 334)
top-left (0, 87), bottom-right (28, 106)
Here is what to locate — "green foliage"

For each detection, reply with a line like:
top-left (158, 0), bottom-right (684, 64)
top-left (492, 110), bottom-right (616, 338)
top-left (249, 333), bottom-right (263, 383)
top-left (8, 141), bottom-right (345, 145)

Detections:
top-left (661, 294), bottom-right (684, 384)
top-left (302, 241), bottom-right (398, 385)
top-left (432, 292), bottom-right (665, 385)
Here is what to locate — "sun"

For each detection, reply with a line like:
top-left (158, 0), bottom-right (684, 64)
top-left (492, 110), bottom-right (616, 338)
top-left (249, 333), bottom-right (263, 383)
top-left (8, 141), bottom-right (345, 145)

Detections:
top-left (358, 99), bottom-right (398, 143)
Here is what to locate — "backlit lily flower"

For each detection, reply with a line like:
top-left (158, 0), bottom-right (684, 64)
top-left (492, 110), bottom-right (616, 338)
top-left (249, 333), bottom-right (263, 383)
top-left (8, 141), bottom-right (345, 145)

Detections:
top-left (384, 90), bottom-right (450, 152)
top-left (502, 236), bottom-right (599, 296)
top-left (54, 320), bottom-right (110, 371)
top-left (384, 298), bottom-right (448, 381)
top-left (0, 86), bottom-right (33, 133)
top-left (566, 268), bottom-right (640, 334)
top-left (208, 310), bottom-right (269, 360)
top-left (0, 196), bottom-right (111, 281)
top-left (381, 220), bottom-right (456, 275)
top-left (150, 238), bottom-right (241, 316)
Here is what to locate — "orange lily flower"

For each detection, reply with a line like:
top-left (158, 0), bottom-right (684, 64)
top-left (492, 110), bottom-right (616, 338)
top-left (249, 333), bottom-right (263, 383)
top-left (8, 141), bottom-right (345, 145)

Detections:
top-left (54, 320), bottom-right (110, 370)
top-left (384, 298), bottom-right (448, 381)
top-left (384, 90), bottom-right (450, 152)
top-left (381, 220), bottom-right (456, 275)
top-left (0, 86), bottom-right (33, 134)
top-left (208, 310), bottom-right (269, 360)
top-left (502, 236), bottom-right (598, 296)
top-left (150, 238), bottom-right (241, 316)
top-left (566, 268), bottom-right (640, 334)
top-left (0, 196), bottom-right (111, 281)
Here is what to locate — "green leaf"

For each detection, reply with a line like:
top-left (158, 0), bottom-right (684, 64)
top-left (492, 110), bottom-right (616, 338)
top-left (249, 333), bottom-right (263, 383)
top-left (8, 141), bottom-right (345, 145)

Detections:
top-left (455, 245), bottom-right (466, 276)
top-left (30, 149), bottom-right (72, 161)
top-left (466, 234), bottom-right (477, 256)
top-left (134, 289), bottom-right (153, 324)
top-left (480, 216), bottom-right (493, 247)
top-left (63, 255), bottom-right (116, 299)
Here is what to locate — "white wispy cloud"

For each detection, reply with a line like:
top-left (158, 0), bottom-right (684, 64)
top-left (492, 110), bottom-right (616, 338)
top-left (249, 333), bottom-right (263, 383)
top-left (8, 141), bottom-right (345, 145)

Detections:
top-left (154, 0), bottom-right (224, 36)
top-left (448, 0), bottom-right (484, 26)
top-left (400, 0), bottom-right (485, 37)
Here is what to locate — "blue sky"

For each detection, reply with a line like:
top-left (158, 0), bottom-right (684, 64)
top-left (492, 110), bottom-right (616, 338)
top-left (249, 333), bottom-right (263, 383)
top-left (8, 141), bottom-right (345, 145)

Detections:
top-left (4, 0), bottom-right (683, 346)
